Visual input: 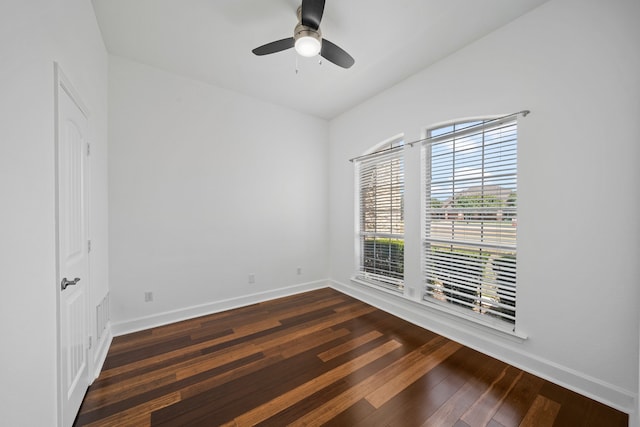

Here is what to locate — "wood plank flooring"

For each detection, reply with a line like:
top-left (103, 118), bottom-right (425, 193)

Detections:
top-left (74, 288), bottom-right (627, 426)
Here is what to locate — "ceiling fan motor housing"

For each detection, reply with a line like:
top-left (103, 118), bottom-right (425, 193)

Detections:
top-left (294, 23), bottom-right (322, 44)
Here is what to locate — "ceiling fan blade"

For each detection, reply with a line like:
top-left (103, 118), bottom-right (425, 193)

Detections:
top-left (301, 0), bottom-right (325, 31)
top-left (320, 39), bottom-right (354, 69)
top-left (252, 38), bottom-right (295, 56)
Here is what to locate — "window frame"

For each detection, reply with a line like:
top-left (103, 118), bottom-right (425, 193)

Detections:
top-left (421, 115), bottom-right (519, 329)
top-left (353, 135), bottom-right (405, 292)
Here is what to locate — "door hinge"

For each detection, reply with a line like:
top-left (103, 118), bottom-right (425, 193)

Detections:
top-left (88, 336), bottom-right (92, 350)
top-left (87, 142), bottom-right (91, 156)
top-left (88, 240), bottom-right (92, 253)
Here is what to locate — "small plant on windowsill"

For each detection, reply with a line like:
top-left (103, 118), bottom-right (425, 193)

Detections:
top-left (491, 254), bottom-right (516, 320)
top-left (427, 246), bottom-right (486, 310)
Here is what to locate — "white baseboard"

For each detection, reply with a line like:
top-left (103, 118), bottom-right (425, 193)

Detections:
top-left (329, 279), bottom-right (637, 418)
top-left (111, 280), bottom-right (329, 337)
top-left (92, 325), bottom-right (113, 381)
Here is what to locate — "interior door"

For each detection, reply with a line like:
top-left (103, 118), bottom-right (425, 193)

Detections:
top-left (56, 66), bottom-right (90, 427)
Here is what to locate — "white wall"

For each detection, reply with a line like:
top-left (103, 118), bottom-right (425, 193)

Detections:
top-left (2, 0), bottom-right (636, 423)
top-left (0, 0), bottom-right (108, 425)
top-left (329, 0), bottom-right (639, 416)
top-left (108, 56), bottom-right (329, 332)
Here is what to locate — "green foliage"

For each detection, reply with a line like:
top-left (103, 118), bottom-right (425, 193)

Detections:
top-left (429, 198), bottom-right (443, 209)
top-left (504, 192), bottom-right (517, 219)
top-left (454, 194), bottom-right (503, 208)
top-left (363, 238), bottom-right (404, 279)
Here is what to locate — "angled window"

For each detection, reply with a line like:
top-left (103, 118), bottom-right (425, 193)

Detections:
top-left (423, 116), bottom-right (518, 325)
top-left (354, 137), bottom-right (405, 291)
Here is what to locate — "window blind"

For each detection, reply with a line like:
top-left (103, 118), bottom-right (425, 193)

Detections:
top-left (423, 116), bottom-right (518, 324)
top-left (356, 144), bottom-right (405, 290)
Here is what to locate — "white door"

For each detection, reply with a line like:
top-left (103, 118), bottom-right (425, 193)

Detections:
top-left (56, 66), bottom-right (90, 427)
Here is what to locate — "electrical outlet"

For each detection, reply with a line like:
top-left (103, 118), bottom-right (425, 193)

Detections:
top-left (296, 267), bottom-right (302, 275)
top-left (144, 291), bottom-right (153, 302)
top-left (248, 274), bottom-right (255, 284)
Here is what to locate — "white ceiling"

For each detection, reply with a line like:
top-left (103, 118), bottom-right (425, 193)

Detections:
top-left (92, 0), bottom-right (548, 119)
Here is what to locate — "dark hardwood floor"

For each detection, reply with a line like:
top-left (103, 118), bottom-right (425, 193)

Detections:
top-left (74, 288), bottom-right (627, 426)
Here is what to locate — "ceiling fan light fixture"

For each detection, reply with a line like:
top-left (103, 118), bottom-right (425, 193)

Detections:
top-left (295, 35), bottom-right (321, 57)
top-left (252, 1), bottom-right (354, 68)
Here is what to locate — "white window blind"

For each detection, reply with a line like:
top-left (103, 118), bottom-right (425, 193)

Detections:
top-left (355, 141), bottom-right (405, 290)
top-left (423, 116), bottom-right (518, 324)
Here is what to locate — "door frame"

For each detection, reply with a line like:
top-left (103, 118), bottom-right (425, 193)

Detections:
top-left (54, 62), bottom-right (92, 427)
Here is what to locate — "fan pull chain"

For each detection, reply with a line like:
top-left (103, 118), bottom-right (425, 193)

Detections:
top-left (295, 54), bottom-right (299, 74)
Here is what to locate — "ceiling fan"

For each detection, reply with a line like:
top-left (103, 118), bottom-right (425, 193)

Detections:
top-left (252, 0), bottom-right (355, 69)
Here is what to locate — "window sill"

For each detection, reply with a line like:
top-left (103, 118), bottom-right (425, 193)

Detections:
top-left (420, 297), bottom-right (528, 341)
top-left (349, 277), bottom-right (527, 342)
top-left (350, 276), bottom-right (404, 295)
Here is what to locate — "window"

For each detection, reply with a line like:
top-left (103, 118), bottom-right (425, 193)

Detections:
top-left (355, 138), bottom-right (405, 291)
top-left (423, 116), bottom-right (518, 324)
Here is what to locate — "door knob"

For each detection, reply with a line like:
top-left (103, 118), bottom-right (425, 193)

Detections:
top-left (61, 277), bottom-right (81, 290)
